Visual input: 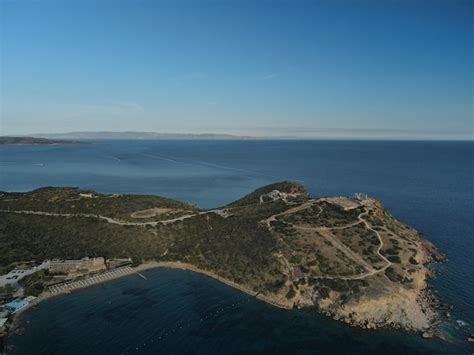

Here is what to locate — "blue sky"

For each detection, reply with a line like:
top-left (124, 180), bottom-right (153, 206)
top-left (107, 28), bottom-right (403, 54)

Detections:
top-left (1, 0), bottom-right (472, 139)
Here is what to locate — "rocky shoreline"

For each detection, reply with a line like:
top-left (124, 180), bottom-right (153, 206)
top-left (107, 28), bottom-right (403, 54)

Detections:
top-left (308, 279), bottom-right (449, 337)
top-left (288, 227), bottom-right (450, 336)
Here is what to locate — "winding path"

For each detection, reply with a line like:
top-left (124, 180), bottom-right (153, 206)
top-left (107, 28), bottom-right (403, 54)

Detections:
top-left (263, 199), bottom-right (393, 281)
top-left (0, 208), bottom-right (226, 226)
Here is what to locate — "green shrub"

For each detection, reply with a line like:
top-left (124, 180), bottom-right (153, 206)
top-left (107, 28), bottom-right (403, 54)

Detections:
top-left (286, 286), bottom-right (296, 299)
top-left (387, 255), bottom-right (401, 263)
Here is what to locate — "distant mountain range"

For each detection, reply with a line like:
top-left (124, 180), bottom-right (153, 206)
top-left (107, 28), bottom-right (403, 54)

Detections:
top-left (29, 131), bottom-right (256, 140)
top-left (13, 131), bottom-right (465, 141)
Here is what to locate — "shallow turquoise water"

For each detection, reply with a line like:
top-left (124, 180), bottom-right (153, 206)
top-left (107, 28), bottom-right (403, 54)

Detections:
top-left (1, 140), bottom-right (473, 354)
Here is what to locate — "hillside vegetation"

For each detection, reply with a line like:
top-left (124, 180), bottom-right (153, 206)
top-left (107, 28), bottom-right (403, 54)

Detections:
top-left (0, 182), bottom-right (444, 332)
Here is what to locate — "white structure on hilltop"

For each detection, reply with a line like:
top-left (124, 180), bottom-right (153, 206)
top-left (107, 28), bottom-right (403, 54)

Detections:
top-left (354, 192), bottom-right (368, 200)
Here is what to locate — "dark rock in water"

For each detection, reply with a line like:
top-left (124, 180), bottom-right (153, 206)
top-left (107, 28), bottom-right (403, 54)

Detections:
top-left (420, 239), bottom-right (447, 263)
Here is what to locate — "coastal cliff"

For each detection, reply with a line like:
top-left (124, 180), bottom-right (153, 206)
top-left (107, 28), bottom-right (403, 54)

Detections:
top-left (0, 182), bottom-right (446, 334)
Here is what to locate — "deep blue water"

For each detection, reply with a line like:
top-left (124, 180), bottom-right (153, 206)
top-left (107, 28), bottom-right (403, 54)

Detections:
top-left (1, 140), bottom-right (473, 354)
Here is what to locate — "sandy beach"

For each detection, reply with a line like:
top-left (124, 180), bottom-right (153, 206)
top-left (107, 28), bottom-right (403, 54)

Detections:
top-left (144, 261), bottom-right (293, 310)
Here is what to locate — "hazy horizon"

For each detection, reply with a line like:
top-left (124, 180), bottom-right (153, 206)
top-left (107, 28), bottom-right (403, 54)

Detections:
top-left (3, 129), bottom-right (473, 141)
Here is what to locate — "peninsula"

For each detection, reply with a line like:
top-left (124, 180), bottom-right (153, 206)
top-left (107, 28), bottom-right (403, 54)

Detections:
top-left (0, 183), bottom-right (445, 335)
top-left (0, 136), bottom-right (90, 145)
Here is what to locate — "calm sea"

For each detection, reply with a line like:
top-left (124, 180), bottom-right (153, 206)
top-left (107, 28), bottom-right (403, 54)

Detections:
top-left (1, 140), bottom-right (473, 354)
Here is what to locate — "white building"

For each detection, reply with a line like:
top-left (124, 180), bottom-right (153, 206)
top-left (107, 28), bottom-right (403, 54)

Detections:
top-left (0, 261), bottom-right (50, 288)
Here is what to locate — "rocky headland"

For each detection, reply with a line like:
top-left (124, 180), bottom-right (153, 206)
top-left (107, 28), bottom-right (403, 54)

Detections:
top-left (0, 182), bottom-right (447, 335)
